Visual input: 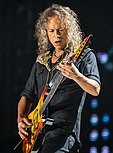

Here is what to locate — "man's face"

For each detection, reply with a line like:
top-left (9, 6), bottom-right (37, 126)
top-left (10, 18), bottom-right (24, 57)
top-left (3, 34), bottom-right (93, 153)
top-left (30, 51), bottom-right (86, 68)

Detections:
top-left (47, 16), bottom-right (67, 51)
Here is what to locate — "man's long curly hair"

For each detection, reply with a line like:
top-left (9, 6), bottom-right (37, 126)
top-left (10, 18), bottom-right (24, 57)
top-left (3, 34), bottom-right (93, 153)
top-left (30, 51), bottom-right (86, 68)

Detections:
top-left (35, 4), bottom-right (83, 54)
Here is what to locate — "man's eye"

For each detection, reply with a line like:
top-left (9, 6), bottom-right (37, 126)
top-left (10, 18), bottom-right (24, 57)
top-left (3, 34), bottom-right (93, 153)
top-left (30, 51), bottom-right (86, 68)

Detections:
top-left (49, 30), bottom-right (54, 32)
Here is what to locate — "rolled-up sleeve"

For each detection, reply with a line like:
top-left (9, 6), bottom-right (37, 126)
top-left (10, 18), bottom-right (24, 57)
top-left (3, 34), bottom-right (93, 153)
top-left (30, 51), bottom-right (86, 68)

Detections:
top-left (81, 51), bottom-right (101, 85)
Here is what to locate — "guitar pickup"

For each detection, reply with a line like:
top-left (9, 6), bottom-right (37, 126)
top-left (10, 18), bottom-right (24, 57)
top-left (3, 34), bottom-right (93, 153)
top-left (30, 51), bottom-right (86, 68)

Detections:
top-left (45, 118), bottom-right (54, 126)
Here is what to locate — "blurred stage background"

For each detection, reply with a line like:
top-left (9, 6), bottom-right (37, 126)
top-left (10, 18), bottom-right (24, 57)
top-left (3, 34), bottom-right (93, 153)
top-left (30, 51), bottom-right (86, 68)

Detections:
top-left (0, 0), bottom-right (113, 153)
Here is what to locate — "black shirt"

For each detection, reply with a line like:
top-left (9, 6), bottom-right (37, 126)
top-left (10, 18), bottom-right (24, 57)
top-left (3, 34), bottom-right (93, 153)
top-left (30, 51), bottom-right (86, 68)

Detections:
top-left (21, 48), bottom-right (100, 134)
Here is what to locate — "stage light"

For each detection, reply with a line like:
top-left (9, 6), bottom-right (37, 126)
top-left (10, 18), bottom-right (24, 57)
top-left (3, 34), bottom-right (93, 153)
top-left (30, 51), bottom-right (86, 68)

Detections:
top-left (89, 146), bottom-right (98, 153)
top-left (97, 52), bottom-right (109, 64)
top-left (90, 99), bottom-right (98, 109)
top-left (101, 146), bottom-right (110, 153)
top-left (90, 114), bottom-right (99, 126)
top-left (89, 130), bottom-right (99, 142)
top-left (102, 114), bottom-right (110, 124)
top-left (101, 128), bottom-right (110, 140)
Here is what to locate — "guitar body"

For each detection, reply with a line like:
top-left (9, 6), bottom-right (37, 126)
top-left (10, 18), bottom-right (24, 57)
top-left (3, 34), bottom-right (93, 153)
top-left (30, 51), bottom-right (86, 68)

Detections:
top-left (22, 87), bottom-right (49, 153)
top-left (22, 35), bottom-right (92, 153)
top-left (23, 116), bottom-right (53, 153)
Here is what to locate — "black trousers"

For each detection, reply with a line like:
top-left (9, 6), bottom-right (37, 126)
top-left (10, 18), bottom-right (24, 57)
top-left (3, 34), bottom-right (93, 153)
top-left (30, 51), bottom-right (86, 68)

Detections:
top-left (39, 127), bottom-right (68, 153)
top-left (36, 127), bottom-right (79, 153)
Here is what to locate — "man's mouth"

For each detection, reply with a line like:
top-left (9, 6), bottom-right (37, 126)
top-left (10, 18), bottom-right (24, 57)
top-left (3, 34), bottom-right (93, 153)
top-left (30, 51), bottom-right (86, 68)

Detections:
top-left (55, 40), bottom-right (62, 44)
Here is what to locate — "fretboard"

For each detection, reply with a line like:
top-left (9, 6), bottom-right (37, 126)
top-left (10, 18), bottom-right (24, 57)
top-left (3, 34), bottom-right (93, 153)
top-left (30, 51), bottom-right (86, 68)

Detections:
top-left (39, 72), bottom-right (63, 115)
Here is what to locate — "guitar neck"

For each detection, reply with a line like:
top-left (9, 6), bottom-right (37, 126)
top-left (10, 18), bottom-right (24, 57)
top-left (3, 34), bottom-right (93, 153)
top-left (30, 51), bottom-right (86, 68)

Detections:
top-left (40, 72), bottom-right (63, 115)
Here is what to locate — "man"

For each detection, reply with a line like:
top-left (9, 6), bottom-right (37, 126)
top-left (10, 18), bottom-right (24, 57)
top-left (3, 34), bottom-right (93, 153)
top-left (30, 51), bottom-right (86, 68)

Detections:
top-left (17, 4), bottom-right (101, 153)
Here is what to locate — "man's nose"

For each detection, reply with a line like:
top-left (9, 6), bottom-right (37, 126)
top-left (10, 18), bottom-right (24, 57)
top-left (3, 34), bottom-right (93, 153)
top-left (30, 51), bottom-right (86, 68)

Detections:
top-left (54, 30), bottom-right (60, 37)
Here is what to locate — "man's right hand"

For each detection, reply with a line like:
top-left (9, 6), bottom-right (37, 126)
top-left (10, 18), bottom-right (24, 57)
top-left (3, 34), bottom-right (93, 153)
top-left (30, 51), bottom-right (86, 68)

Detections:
top-left (18, 117), bottom-right (32, 139)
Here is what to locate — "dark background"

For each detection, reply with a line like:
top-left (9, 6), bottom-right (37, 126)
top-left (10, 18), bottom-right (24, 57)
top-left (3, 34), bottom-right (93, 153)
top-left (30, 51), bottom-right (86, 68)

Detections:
top-left (0, 0), bottom-right (113, 152)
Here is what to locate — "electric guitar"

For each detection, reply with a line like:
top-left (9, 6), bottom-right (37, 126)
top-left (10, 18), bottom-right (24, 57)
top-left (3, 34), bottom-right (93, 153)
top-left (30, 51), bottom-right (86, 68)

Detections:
top-left (22, 34), bottom-right (92, 153)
